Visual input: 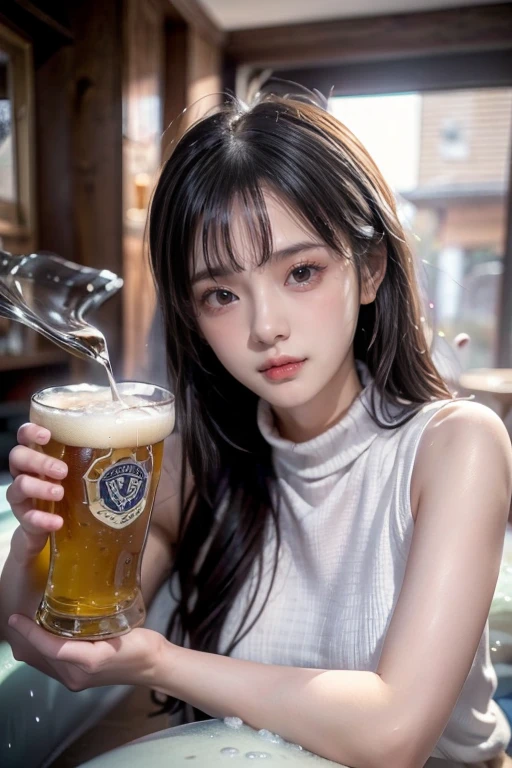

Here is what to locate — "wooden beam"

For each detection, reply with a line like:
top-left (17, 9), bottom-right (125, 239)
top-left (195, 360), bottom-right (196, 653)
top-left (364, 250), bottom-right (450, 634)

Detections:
top-left (162, 20), bottom-right (188, 155)
top-left (36, 43), bottom-right (74, 260)
top-left (167, 0), bottom-right (226, 47)
top-left (12, 0), bottom-right (73, 41)
top-left (227, 3), bottom-right (512, 69)
top-left (274, 49), bottom-right (512, 98)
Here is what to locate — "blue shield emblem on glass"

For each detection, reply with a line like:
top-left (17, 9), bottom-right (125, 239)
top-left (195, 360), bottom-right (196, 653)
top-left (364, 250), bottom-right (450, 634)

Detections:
top-left (83, 450), bottom-right (153, 529)
top-left (99, 461), bottom-right (147, 513)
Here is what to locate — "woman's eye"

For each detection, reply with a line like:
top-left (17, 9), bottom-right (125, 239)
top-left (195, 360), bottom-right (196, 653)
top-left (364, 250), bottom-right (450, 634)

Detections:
top-left (203, 289), bottom-right (236, 308)
top-left (286, 263), bottom-right (324, 286)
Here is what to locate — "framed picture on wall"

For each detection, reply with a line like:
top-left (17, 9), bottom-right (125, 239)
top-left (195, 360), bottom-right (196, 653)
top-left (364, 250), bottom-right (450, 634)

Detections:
top-left (0, 23), bottom-right (35, 242)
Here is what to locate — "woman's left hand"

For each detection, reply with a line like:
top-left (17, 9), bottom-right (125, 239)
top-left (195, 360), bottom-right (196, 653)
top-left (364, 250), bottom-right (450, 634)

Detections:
top-left (7, 613), bottom-right (166, 691)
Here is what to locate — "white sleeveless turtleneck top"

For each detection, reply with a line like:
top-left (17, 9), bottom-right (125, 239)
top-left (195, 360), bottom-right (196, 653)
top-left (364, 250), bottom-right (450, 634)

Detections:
top-left (218, 364), bottom-right (511, 763)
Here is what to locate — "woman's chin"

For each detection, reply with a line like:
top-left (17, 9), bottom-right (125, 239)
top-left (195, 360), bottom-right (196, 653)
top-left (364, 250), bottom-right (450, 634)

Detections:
top-left (258, 381), bottom-right (319, 411)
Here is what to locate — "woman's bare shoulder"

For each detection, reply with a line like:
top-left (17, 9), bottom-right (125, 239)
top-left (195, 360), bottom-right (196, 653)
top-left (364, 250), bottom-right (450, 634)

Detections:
top-left (421, 398), bottom-right (511, 449)
top-left (411, 399), bottom-right (512, 522)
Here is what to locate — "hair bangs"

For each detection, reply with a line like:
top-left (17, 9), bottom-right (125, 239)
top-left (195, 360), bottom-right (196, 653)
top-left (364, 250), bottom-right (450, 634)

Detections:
top-left (191, 175), bottom-right (276, 288)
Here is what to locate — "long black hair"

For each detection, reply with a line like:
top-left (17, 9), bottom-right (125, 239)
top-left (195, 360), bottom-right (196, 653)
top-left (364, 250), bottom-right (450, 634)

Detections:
top-left (148, 92), bottom-right (451, 718)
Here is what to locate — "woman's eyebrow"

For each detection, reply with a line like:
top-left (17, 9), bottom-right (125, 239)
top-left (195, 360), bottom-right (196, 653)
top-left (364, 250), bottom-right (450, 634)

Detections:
top-left (191, 242), bottom-right (326, 285)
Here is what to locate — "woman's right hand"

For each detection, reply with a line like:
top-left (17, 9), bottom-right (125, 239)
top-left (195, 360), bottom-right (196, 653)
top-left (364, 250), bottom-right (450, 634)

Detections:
top-left (6, 423), bottom-right (68, 564)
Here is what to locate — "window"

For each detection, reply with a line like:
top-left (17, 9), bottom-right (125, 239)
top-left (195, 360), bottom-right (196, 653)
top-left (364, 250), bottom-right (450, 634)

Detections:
top-left (330, 87), bottom-right (512, 370)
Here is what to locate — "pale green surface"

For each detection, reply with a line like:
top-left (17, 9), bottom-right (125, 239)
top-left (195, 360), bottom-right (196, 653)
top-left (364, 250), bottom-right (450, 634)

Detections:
top-left (0, 638), bottom-right (132, 768)
top-left (0, 483), bottom-right (7, 511)
top-left (0, 485), bottom-right (132, 768)
top-left (79, 720), bottom-right (342, 768)
top-left (491, 529), bottom-right (512, 617)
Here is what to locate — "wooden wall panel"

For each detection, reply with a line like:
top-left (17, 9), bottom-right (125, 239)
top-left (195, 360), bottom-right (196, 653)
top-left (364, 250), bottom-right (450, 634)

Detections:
top-left (35, 43), bottom-right (74, 261)
top-left (69, 0), bottom-right (124, 381)
top-left (122, 0), bottom-right (164, 380)
top-left (123, 6), bottom-right (224, 381)
top-left (187, 27), bottom-right (222, 116)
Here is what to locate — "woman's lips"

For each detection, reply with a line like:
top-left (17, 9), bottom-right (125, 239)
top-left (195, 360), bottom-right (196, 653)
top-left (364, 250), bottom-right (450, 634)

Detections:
top-left (261, 360), bottom-right (306, 381)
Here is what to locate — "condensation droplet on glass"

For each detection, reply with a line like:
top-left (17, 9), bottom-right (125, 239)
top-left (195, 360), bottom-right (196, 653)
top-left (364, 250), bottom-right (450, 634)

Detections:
top-left (496, 640), bottom-right (502, 646)
top-left (30, 690), bottom-right (34, 697)
top-left (220, 747), bottom-right (240, 756)
top-left (438, 331), bottom-right (445, 337)
top-left (429, 302), bottom-right (434, 309)
top-left (8, 743), bottom-right (11, 748)
top-left (53, 276), bottom-right (60, 283)
top-left (86, 283), bottom-right (94, 292)
top-left (420, 316), bottom-right (425, 322)
top-left (35, 716), bottom-right (40, 723)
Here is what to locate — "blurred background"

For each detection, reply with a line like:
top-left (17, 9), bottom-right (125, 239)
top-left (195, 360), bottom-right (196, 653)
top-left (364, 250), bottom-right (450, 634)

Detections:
top-left (1, 4), bottom-right (512, 766)
top-left (0, 0), bottom-right (511, 471)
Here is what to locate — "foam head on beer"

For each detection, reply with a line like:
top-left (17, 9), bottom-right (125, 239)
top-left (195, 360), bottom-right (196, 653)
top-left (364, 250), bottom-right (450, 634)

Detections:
top-left (30, 383), bottom-right (175, 449)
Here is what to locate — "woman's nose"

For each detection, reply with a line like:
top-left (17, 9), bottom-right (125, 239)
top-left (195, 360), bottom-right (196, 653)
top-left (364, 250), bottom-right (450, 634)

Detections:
top-left (249, 293), bottom-right (290, 347)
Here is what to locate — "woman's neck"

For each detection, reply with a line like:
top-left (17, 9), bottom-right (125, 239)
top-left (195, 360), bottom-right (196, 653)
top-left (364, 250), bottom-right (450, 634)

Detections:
top-left (271, 357), bottom-right (363, 443)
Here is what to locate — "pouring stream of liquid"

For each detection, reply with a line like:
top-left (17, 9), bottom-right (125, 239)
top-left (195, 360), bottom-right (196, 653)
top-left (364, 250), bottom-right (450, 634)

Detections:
top-left (0, 251), bottom-right (125, 402)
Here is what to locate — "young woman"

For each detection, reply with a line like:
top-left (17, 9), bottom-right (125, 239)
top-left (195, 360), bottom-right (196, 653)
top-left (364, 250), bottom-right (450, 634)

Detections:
top-left (2, 93), bottom-right (512, 768)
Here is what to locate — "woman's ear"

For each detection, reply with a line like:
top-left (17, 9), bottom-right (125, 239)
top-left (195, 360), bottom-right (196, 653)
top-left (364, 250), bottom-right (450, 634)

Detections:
top-left (360, 240), bottom-right (387, 305)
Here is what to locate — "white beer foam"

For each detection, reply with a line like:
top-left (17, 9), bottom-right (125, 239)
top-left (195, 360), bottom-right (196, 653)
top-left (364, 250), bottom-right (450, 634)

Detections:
top-left (30, 385), bottom-right (175, 448)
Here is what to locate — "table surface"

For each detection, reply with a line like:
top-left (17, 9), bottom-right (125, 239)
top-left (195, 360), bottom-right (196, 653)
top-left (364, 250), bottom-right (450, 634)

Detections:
top-left (79, 719), bottom-right (344, 767)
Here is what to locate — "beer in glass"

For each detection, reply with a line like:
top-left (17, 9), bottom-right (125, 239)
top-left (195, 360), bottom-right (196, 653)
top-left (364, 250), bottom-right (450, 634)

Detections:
top-left (29, 382), bottom-right (175, 639)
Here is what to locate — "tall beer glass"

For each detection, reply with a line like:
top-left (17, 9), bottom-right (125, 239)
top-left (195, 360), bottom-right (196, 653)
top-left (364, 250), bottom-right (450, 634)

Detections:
top-left (29, 382), bottom-right (175, 640)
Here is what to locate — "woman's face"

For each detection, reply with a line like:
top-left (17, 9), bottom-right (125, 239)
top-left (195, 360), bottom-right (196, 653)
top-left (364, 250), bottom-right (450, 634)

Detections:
top-left (191, 191), bottom-right (377, 418)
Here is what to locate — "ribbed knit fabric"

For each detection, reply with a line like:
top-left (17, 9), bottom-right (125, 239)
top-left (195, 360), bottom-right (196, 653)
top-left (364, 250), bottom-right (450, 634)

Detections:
top-left (219, 362), bottom-right (511, 763)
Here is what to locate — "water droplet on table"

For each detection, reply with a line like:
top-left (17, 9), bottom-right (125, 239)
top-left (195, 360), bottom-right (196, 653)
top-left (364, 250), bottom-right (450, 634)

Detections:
top-left (257, 730), bottom-right (282, 744)
top-left (220, 747), bottom-right (240, 756)
top-left (245, 753), bottom-right (271, 759)
top-left (224, 717), bottom-right (243, 729)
